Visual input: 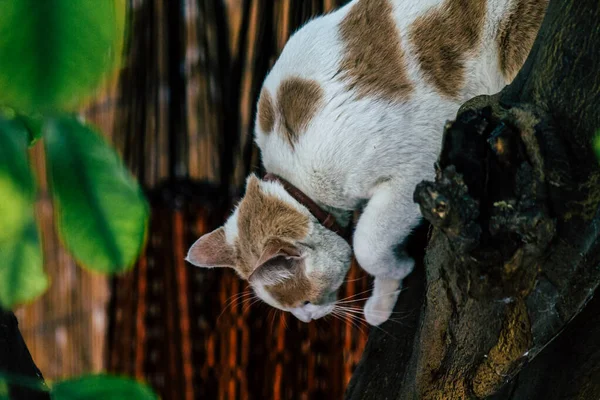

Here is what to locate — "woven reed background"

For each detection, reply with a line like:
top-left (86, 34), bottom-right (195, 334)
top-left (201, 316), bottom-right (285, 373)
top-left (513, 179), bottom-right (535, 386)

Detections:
top-left (16, 1), bottom-right (377, 399)
top-left (14, 80), bottom-right (121, 379)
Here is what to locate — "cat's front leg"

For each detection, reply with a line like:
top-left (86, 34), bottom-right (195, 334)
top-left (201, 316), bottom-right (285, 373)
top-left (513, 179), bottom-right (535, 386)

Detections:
top-left (353, 180), bottom-right (421, 326)
top-left (362, 276), bottom-right (404, 326)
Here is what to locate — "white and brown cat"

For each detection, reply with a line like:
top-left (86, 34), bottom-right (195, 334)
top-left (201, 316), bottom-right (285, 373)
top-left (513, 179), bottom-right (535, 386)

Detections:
top-left (186, 0), bottom-right (547, 326)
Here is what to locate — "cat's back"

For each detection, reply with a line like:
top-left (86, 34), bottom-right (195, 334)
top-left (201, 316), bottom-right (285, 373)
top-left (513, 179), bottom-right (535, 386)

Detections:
top-left (255, 0), bottom-right (547, 208)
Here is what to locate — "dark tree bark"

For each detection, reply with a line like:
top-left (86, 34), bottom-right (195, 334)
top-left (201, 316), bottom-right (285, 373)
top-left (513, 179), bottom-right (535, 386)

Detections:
top-left (346, 0), bottom-right (600, 398)
top-left (0, 310), bottom-right (50, 400)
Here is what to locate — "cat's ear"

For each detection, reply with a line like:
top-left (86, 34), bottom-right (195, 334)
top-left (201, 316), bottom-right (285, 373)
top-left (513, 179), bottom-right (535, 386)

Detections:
top-left (256, 238), bottom-right (302, 267)
top-left (186, 227), bottom-right (235, 268)
top-left (250, 238), bottom-right (303, 284)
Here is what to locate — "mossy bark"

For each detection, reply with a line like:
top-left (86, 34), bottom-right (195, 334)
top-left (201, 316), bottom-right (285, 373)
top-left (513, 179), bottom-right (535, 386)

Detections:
top-left (346, 0), bottom-right (600, 398)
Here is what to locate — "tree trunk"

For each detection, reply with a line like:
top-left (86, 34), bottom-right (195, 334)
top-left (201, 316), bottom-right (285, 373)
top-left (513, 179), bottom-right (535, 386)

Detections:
top-left (346, 0), bottom-right (600, 398)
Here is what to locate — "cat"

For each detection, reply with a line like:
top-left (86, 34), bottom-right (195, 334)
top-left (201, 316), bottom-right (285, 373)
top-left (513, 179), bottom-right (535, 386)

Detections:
top-left (186, 0), bottom-right (547, 326)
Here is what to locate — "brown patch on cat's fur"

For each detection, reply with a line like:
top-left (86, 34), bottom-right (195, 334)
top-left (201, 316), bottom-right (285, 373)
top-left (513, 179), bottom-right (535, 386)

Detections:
top-left (276, 77), bottom-right (323, 146)
top-left (255, 237), bottom-right (301, 267)
top-left (234, 175), bottom-right (310, 278)
top-left (266, 266), bottom-right (319, 308)
top-left (409, 0), bottom-right (487, 98)
top-left (497, 0), bottom-right (547, 82)
top-left (257, 88), bottom-right (275, 133)
top-left (339, 0), bottom-right (414, 101)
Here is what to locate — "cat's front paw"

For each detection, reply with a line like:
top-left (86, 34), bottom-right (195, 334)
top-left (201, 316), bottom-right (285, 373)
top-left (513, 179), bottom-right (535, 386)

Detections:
top-left (363, 285), bottom-right (400, 326)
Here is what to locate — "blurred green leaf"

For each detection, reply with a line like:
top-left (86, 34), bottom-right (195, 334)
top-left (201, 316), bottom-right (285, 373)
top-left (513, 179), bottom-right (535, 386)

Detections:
top-left (0, 106), bottom-right (15, 120)
top-left (0, 118), bottom-right (47, 309)
top-left (20, 115), bottom-right (44, 147)
top-left (44, 117), bottom-right (149, 274)
top-left (0, 0), bottom-right (126, 112)
top-left (0, 372), bottom-right (49, 397)
top-left (0, 379), bottom-right (9, 400)
top-left (594, 131), bottom-right (600, 162)
top-left (0, 220), bottom-right (46, 309)
top-left (51, 375), bottom-right (158, 400)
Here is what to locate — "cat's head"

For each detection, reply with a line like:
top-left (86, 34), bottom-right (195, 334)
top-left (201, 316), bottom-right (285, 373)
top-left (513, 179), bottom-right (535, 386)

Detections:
top-left (186, 174), bottom-right (352, 323)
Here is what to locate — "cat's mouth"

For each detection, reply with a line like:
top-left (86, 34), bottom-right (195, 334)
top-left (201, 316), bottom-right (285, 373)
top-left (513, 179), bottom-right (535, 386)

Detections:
top-left (290, 303), bottom-right (335, 323)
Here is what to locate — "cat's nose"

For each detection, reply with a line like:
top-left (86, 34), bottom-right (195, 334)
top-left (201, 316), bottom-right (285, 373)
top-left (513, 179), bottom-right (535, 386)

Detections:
top-left (291, 308), bottom-right (312, 322)
top-left (305, 303), bottom-right (320, 313)
top-left (296, 313), bottom-right (311, 323)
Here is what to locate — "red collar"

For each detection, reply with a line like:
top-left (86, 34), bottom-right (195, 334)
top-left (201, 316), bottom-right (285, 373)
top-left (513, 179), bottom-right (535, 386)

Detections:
top-left (263, 173), bottom-right (352, 243)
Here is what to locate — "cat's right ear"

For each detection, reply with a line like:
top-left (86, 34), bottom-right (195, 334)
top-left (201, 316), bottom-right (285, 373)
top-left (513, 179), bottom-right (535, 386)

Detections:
top-left (186, 227), bottom-right (235, 269)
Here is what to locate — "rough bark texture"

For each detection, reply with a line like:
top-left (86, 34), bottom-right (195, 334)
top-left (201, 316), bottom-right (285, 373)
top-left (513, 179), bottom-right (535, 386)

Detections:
top-left (0, 310), bottom-right (50, 400)
top-left (346, 0), bottom-right (600, 398)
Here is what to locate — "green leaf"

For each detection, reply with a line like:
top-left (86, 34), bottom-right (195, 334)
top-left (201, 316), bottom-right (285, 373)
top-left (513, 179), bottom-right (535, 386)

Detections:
top-left (594, 130), bottom-right (600, 162)
top-left (0, 118), bottom-right (47, 308)
top-left (44, 117), bottom-right (149, 274)
top-left (51, 375), bottom-right (158, 400)
top-left (20, 114), bottom-right (44, 147)
top-left (0, 0), bottom-right (126, 112)
top-left (0, 372), bottom-right (49, 395)
top-left (0, 106), bottom-right (15, 120)
top-left (0, 379), bottom-right (9, 400)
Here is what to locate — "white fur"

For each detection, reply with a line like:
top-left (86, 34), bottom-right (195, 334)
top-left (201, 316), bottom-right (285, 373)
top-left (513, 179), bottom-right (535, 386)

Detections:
top-left (290, 303), bottom-right (336, 323)
top-left (221, 0), bottom-right (531, 326)
top-left (364, 277), bottom-right (403, 326)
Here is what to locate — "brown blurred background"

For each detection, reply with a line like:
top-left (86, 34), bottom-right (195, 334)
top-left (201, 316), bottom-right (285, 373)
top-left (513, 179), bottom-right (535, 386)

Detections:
top-left (15, 1), bottom-right (377, 399)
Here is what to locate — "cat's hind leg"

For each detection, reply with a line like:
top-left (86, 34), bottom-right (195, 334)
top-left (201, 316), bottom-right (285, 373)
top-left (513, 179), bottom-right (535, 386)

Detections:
top-left (353, 180), bottom-right (421, 326)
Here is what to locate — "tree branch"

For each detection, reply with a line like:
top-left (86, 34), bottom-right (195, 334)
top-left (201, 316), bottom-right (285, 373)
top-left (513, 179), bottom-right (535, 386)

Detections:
top-left (0, 310), bottom-right (50, 400)
top-left (346, 0), bottom-right (600, 398)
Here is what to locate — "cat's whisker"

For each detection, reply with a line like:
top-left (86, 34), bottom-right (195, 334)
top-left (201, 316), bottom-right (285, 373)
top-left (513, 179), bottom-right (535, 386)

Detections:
top-left (239, 296), bottom-right (257, 307)
top-left (343, 276), bottom-right (367, 283)
top-left (334, 305), bottom-right (409, 316)
top-left (334, 308), bottom-right (392, 321)
top-left (329, 311), bottom-right (350, 331)
top-left (224, 290), bottom-right (254, 307)
top-left (334, 297), bottom-right (372, 305)
top-left (331, 310), bottom-right (367, 337)
top-left (217, 290), bottom-right (255, 322)
top-left (238, 297), bottom-right (258, 313)
top-left (242, 297), bottom-right (262, 313)
top-left (227, 290), bottom-right (254, 305)
top-left (334, 306), bottom-right (409, 327)
top-left (281, 311), bottom-right (288, 330)
top-left (335, 289), bottom-right (403, 305)
top-left (339, 311), bottom-right (369, 337)
top-left (221, 292), bottom-right (251, 311)
top-left (341, 312), bottom-right (410, 325)
top-left (370, 323), bottom-right (399, 341)
top-left (333, 308), bottom-right (367, 329)
top-left (239, 293), bottom-right (256, 303)
top-left (336, 306), bottom-right (388, 316)
top-left (334, 288), bottom-right (373, 304)
top-left (336, 308), bottom-right (399, 340)
top-left (268, 308), bottom-right (277, 333)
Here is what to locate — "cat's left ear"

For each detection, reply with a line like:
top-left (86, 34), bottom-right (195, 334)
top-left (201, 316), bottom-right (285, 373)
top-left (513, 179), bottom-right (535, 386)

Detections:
top-left (249, 238), bottom-right (304, 284)
top-left (186, 227), bottom-right (235, 268)
top-left (256, 238), bottom-right (302, 267)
